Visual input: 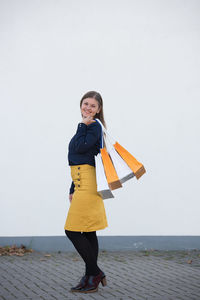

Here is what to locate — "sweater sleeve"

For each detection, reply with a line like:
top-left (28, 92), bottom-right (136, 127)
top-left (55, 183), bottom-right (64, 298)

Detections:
top-left (69, 181), bottom-right (75, 194)
top-left (74, 121), bottom-right (101, 153)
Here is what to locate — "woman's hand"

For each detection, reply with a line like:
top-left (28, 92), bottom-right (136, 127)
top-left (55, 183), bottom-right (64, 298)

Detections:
top-left (81, 116), bottom-right (96, 126)
top-left (69, 193), bottom-right (73, 203)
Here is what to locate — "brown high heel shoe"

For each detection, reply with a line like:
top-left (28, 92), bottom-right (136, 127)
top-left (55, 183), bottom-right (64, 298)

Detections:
top-left (78, 271), bottom-right (107, 293)
top-left (70, 274), bottom-right (89, 292)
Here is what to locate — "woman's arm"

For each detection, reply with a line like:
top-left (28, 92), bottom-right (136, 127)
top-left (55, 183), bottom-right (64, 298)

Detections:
top-left (69, 181), bottom-right (74, 203)
top-left (69, 181), bottom-right (75, 194)
top-left (74, 122), bottom-right (101, 153)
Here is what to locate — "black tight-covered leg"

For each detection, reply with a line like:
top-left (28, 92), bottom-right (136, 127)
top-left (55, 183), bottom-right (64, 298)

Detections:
top-left (65, 230), bottom-right (101, 276)
top-left (82, 231), bottom-right (99, 263)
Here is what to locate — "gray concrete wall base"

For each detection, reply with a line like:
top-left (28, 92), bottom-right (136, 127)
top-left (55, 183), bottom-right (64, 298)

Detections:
top-left (0, 236), bottom-right (200, 252)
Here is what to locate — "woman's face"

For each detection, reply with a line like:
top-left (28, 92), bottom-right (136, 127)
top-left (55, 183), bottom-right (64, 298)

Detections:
top-left (80, 98), bottom-right (101, 119)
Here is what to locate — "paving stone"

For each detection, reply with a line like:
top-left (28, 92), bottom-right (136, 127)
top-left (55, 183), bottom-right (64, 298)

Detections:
top-left (0, 249), bottom-right (200, 300)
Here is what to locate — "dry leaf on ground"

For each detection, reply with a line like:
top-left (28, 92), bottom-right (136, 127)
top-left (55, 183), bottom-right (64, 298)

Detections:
top-left (0, 245), bottom-right (33, 256)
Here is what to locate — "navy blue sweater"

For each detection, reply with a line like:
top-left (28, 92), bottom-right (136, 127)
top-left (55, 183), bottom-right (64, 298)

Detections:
top-left (68, 120), bottom-right (102, 194)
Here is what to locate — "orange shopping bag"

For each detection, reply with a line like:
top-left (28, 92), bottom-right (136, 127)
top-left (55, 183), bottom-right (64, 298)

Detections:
top-left (114, 142), bottom-right (146, 179)
top-left (95, 118), bottom-right (146, 181)
top-left (100, 147), bottom-right (122, 190)
top-left (95, 119), bottom-right (122, 191)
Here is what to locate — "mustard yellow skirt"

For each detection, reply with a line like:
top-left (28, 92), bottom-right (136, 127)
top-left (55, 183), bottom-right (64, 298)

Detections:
top-left (64, 164), bottom-right (108, 232)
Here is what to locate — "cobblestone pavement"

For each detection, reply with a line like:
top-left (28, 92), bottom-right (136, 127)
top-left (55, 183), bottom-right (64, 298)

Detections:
top-left (0, 249), bottom-right (200, 300)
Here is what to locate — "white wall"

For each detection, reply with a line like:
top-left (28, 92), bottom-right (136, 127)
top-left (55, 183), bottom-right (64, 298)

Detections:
top-left (0, 0), bottom-right (200, 237)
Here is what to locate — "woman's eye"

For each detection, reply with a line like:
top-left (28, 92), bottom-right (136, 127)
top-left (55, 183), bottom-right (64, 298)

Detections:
top-left (83, 102), bottom-right (96, 108)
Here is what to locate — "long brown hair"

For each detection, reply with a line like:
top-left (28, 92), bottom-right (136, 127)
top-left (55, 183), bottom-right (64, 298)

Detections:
top-left (80, 91), bottom-right (107, 148)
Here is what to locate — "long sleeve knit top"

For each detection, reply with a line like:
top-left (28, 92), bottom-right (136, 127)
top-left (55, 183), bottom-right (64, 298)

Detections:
top-left (68, 120), bottom-right (102, 194)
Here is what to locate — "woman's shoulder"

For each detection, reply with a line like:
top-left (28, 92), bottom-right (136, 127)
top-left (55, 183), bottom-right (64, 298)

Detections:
top-left (88, 120), bottom-right (101, 129)
top-left (88, 120), bottom-right (102, 136)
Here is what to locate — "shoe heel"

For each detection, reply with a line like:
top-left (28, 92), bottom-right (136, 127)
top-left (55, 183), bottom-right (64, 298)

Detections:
top-left (101, 276), bottom-right (107, 286)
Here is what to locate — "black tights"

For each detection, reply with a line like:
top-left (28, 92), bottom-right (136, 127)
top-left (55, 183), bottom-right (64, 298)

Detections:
top-left (65, 230), bottom-right (101, 276)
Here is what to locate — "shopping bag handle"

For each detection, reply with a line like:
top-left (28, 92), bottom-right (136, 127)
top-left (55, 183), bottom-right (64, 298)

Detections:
top-left (95, 118), bottom-right (104, 149)
top-left (95, 118), bottom-right (116, 149)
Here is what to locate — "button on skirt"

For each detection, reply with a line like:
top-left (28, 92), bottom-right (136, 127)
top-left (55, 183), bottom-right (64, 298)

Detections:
top-left (64, 164), bottom-right (108, 232)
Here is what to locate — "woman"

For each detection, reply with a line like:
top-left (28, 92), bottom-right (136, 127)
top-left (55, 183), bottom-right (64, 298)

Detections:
top-left (64, 91), bottom-right (108, 293)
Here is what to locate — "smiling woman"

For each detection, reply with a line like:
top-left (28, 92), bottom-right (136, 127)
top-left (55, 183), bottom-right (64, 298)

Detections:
top-left (64, 91), bottom-right (108, 293)
top-left (81, 98), bottom-right (100, 117)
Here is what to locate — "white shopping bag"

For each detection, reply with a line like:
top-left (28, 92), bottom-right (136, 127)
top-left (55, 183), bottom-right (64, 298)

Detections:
top-left (108, 146), bottom-right (135, 184)
top-left (95, 153), bottom-right (114, 200)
